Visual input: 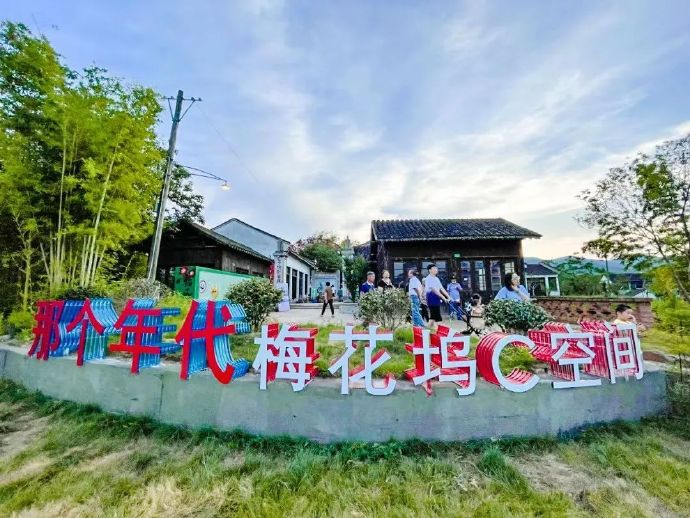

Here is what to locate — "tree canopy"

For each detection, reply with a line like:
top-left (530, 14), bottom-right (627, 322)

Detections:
top-left (0, 21), bottom-right (203, 308)
top-left (580, 133), bottom-right (690, 302)
top-left (291, 231), bottom-right (342, 272)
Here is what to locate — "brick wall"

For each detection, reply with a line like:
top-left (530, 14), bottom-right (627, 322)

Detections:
top-left (534, 297), bottom-right (654, 328)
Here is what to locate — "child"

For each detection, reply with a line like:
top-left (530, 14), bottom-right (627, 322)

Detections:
top-left (613, 303), bottom-right (646, 331)
top-left (470, 293), bottom-right (485, 317)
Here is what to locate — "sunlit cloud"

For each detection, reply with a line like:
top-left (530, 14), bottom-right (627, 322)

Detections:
top-left (7, 0), bottom-right (690, 259)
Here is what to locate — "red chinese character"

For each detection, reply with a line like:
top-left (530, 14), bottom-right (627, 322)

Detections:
top-left (579, 321), bottom-right (644, 382)
top-left (253, 323), bottom-right (319, 391)
top-left (28, 300), bottom-right (64, 361)
top-left (110, 299), bottom-right (162, 374)
top-left (175, 300), bottom-right (237, 384)
top-left (476, 332), bottom-right (541, 393)
top-left (405, 325), bottom-right (476, 396)
top-left (65, 298), bottom-right (106, 367)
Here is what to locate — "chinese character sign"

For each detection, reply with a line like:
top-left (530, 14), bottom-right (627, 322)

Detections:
top-left (25, 300), bottom-right (646, 398)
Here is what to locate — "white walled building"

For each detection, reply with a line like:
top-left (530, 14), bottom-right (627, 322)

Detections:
top-left (213, 218), bottom-right (314, 301)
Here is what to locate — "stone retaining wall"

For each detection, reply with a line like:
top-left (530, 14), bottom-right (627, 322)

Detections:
top-left (534, 297), bottom-right (654, 328)
top-left (0, 344), bottom-right (667, 443)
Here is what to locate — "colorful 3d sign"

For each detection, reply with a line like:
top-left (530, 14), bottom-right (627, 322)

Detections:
top-left (27, 299), bottom-right (645, 396)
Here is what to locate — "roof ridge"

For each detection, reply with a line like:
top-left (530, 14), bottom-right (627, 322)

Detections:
top-left (186, 221), bottom-right (272, 261)
top-left (370, 218), bottom-right (541, 240)
top-left (212, 217), bottom-right (290, 243)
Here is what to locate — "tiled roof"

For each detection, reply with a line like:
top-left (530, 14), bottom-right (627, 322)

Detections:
top-left (371, 218), bottom-right (541, 241)
top-left (186, 221), bottom-right (273, 263)
top-left (525, 263), bottom-right (559, 276)
top-left (212, 217), bottom-right (290, 244)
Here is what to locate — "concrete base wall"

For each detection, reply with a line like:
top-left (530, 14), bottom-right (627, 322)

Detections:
top-left (0, 345), bottom-right (667, 443)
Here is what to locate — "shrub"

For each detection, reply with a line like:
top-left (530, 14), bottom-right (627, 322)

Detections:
top-left (484, 299), bottom-right (550, 333)
top-left (7, 309), bottom-right (34, 338)
top-left (226, 278), bottom-right (282, 331)
top-left (110, 278), bottom-right (171, 310)
top-left (358, 288), bottom-right (410, 330)
top-left (55, 285), bottom-right (110, 300)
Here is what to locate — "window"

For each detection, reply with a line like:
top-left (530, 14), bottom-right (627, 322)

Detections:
top-left (420, 260), bottom-right (448, 286)
top-left (394, 260), bottom-right (422, 287)
top-left (393, 261), bottom-right (405, 286)
top-left (435, 260), bottom-right (448, 286)
top-left (235, 267), bottom-right (249, 274)
top-left (504, 261), bottom-right (515, 274)
top-left (460, 261), bottom-right (472, 291)
top-left (490, 260), bottom-right (502, 292)
top-left (474, 260), bottom-right (486, 291)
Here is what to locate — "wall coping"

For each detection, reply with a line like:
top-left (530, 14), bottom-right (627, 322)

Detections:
top-left (0, 344), bottom-right (667, 443)
top-left (535, 296), bottom-right (653, 303)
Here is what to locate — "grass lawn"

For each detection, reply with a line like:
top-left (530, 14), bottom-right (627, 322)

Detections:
top-left (1, 379), bottom-right (689, 517)
top-left (641, 328), bottom-right (690, 356)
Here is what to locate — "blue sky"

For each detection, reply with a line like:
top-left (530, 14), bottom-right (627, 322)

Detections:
top-left (5, 0), bottom-right (690, 258)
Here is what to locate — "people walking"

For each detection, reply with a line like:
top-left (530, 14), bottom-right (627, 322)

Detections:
top-left (407, 268), bottom-right (424, 327)
top-left (446, 275), bottom-right (463, 319)
top-left (424, 263), bottom-right (451, 330)
top-left (321, 281), bottom-right (335, 317)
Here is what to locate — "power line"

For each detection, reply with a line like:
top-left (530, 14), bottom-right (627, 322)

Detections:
top-left (197, 103), bottom-right (261, 185)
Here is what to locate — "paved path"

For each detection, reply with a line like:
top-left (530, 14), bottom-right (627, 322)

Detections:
top-left (268, 304), bottom-right (474, 331)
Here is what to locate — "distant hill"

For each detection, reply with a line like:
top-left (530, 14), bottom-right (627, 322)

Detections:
top-left (524, 256), bottom-right (637, 274)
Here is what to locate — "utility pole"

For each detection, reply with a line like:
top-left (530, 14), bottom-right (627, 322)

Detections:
top-left (146, 90), bottom-right (198, 281)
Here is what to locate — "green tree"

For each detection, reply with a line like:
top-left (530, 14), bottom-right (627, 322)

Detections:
top-left (291, 232), bottom-right (342, 272)
top-left (168, 163), bottom-right (205, 226)
top-left (550, 258), bottom-right (607, 296)
top-left (226, 278), bottom-right (282, 331)
top-left (0, 21), bottom-right (204, 307)
top-left (343, 255), bottom-right (368, 301)
top-left (579, 134), bottom-right (690, 302)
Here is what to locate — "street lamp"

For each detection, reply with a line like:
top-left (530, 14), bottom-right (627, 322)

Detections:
top-left (146, 162), bottom-right (231, 282)
top-left (178, 164), bottom-right (232, 189)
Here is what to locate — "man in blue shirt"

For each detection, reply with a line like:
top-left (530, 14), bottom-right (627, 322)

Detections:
top-left (359, 271), bottom-right (376, 295)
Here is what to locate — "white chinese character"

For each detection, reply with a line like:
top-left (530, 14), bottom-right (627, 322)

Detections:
top-left (608, 323), bottom-right (644, 382)
top-left (549, 332), bottom-right (602, 389)
top-left (328, 324), bottom-right (395, 395)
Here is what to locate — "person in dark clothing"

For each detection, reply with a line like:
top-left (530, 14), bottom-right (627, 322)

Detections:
top-left (321, 282), bottom-right (335, 316)
top-left (377, 269), bottom-right (394, 291)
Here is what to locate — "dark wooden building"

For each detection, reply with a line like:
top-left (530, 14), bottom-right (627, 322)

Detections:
top-left (367, 218), bottom-right (541, 301)
top-left (155, 221), bottom-right (272, 284)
